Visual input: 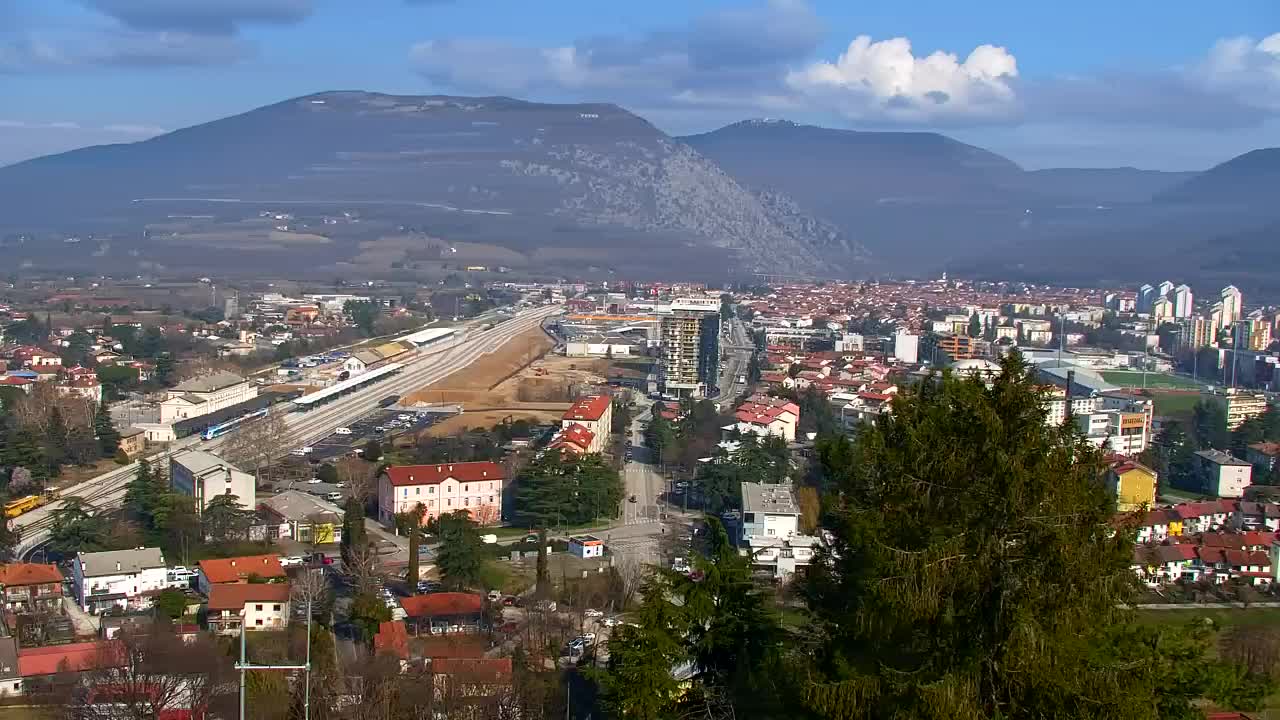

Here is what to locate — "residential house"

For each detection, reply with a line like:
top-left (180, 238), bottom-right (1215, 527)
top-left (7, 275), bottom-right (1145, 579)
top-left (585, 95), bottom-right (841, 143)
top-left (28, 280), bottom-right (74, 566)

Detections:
top-left (0, 563), bottom-right (64, 614)
top-left (15, 641), bottom-right (114, 695)
top-left (196, 555), bottom-right (285, 595)
top-left (258, 490), bottom-right (343, 545)
top-left (399, 593), bottom-right (484, 636)
top-left (71, 548), bottom-right (168, 615)
top-left (1132, 544), bottom-right (1200, 587)
top-left (55, 375), bottom-right (102, 404)
top-left (1195, 450), bottom-right (1253, 498)
top-left (206, 583), bottom-right (291, 635)
top-left (1107, 460), bottom-right (1157, 512)
top-left (430, 657), bottom-right (514, 719)
top-left (560, 396), bottom-right (613, 453)
top-left (739, 482), bottom-right (819, 579)
top-left (1233, 501), bottom-right (1280, 532)
top-left (377, 462), bottom-right (505, 528)
top-left (725, 396), bottom-right (800, 442)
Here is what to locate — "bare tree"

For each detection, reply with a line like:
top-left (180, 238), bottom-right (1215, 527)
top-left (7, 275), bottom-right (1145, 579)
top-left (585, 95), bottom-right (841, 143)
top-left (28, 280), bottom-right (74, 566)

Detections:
top-left (345, 542), bottom-right (386, 597)
top-left (291, 566), bottom-right (332, 622)
top-left (336, 456), bottom-right (377, 502)
top-left (219, 409), bottom-right (289, 482)
top-left (613, 555), bottom-right (648, 612)
top-left (63, 625), bottom-right (233, 720)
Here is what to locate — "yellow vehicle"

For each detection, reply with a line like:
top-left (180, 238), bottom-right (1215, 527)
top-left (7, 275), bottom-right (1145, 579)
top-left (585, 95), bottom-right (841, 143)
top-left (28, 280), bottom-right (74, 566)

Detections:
top-left (3, 492), bottom-right (56, 519)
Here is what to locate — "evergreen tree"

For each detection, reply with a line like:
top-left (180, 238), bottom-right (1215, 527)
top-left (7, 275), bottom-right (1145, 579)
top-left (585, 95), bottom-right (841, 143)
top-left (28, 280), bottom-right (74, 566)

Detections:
top-left (201, 494), bottom-right (253, 543)
top-left (433, 511), bottom-right (484, 590)
top-left (123, 458), bottom-right (158, 528)
top-left (1, 424), bottom-right (45, 483)
top-left (340, 496), bottom-right (367, 563)
top-left (1192, 399), bottom-right (1230, 450)
top-left (967, 312), bottom-right (981, 338)
top-left (796, 353), bottom-right (1268, 719)
top-left (94, 400), bottom-right (120, 458)
top-left (1152, 421), bottom-right (1196, 491)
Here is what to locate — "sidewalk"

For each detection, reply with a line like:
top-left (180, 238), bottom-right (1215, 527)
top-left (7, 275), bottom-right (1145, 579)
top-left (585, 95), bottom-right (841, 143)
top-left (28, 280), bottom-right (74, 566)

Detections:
top-left (61, 597), bottom-right (100, 637)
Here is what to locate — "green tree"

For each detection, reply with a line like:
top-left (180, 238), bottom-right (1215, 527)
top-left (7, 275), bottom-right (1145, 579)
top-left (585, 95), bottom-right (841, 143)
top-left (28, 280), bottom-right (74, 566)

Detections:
top-left (433, 511), bottom-right (484, 591)
top-left (47, 497), bottom-right (111, 555)
top-left (514, 450), bottom-right (623, 528)
top-left (340, 496), bottom-right (367, 564)
top-left (153, 589), bottom-right (188, 620)
top-left (967, 312), bottom-right (981, 338)
top-left (362, 439), bottom-right (382, 462)
top-left (0, 517), bottom-right (20, 561)
top-left (395, 504), bottom-right (426, 588)
top-left (592, 583), bottom-right (687, 720)
top-left (1193, 399), bottom-right (1230, 450)
top-left (1231, 416), bottom-right (1267, 458)
top-left (344, 300), bottom-right (381, 337)
top-left (644, 414), bottom-right (676, 465)
top-left (796, 352), bottom-right (1268, 719)
top-left (349, 592), bottom-right (392, 643)
top-left (1152, 421), bottom-right (1196, 491)
top-left (201, 494), bottom-right (254, 543)
top-left (94, 400), bottom-right (120, 458)
top-left (123, 458), bottom-right (160, 529)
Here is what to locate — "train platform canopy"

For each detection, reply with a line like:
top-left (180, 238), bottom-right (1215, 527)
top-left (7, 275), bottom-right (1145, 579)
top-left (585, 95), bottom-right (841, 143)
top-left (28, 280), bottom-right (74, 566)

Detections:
top-left (292, 362), bottom-right (403, 407)
top-left (397, 327), bottom-right (456, 346)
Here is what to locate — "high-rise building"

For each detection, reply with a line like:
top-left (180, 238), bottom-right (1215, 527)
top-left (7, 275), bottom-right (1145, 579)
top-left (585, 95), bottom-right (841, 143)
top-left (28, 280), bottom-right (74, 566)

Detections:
top-left (1157, 280), bottom-right (1174, 299)
top-left (1186, 316), bottom-right (1214, 349)
top-left (1243, 315), bottom-right (1273, 352)
top-left (660, 297), bottom-right (721, 398)
top-left (1151, 296), bottom-right (1173, 323)
top-left (1209, 303), bottom-right (1225, 339)
top-left (1173, 284), bottom-right (1193, 318)
top-left (893, 331), bottom-right (919, 364)
top-left (1204, 388), bottom-right (1268, 431)
top-left (223, 293), bottom-right (240, 321)
top-left (1137, 284), bottom-right (1156, 314)
top-left (1221, 285), bottom-right (1243, 326)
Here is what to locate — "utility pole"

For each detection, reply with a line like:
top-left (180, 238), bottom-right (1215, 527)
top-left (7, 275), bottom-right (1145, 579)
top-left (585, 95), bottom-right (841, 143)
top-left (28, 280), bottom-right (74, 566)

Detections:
top-left (238, 597), bottom-right (312, 720)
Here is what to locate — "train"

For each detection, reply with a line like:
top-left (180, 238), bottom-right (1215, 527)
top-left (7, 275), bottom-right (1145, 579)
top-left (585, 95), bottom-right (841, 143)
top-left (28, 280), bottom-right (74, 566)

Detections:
top-left (4, 491), bottom-right (59, 519)
top-left (378, 394), bottom-right (400, 408)
top-left (201, 408), bottom-right (270, 440)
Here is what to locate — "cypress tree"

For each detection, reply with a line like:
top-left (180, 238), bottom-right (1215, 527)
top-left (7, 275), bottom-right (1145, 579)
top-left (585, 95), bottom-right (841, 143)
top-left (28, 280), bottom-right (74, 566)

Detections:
top-left (95, 400), bottom-right (120, 458)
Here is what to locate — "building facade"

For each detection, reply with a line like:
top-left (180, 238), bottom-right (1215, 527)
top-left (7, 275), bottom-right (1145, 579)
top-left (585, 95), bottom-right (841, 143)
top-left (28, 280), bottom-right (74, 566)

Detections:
top-left (0, 564), bottom-right (64, 614)
top-left (1204, 389), bottom-right (1268, 431)
top-left (170, 450), bottom-right (255, 514)
top-left (378, 462), bottom-right (506, 527)
top-left (560, 396), bottom-right (613, 453)
top-left (71, 548), bottom-right (168, 615)
top-left (1195, 450), bottom-right (1253, 498)
top-left (739, 482), bottom-right (819, 579)
top-left (159, 372), bottom-right (256, 424)
top-left (660, 298), bottom-right (721, 398)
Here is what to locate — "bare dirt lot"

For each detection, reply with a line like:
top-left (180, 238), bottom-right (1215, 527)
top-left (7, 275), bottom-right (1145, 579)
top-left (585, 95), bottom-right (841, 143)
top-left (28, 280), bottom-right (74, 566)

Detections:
top-left (403, 325), bottom-right (612, 436)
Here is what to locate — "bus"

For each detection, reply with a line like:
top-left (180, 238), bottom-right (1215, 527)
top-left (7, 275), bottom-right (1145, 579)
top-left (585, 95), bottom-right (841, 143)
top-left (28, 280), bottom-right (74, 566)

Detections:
top-left (201, 408), bottom-right (269, 440)
top-left (4, 492), bottom-right (57, 519)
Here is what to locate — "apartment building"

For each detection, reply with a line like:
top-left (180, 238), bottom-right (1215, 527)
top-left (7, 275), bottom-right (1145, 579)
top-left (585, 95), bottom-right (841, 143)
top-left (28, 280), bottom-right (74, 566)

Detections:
top-left (378, 462), bottom-right (506, 527)
top-left (1195, 450), bottom-right (1253, 498)
top-left (170, 450), bottom-right (255, 514)
top-left (1203, 388), bottom-right (1268, 431)
top-left (0, 564), bottom-right (64, 614)
top-left (71, 548), bottom-right (168, 615)
top-left (1042, 387), bottom-right (1097, 427)
top-left (560, 396), bottom-right (613, 453)
top-left (207, 584), bottom-right (291, 635)
top-left (1106, 460), bottom-right (1157, 512)
top-left (660, 297), bottom-right (721, 398)
top-left (1074, 410), bottom-right (1149, 456)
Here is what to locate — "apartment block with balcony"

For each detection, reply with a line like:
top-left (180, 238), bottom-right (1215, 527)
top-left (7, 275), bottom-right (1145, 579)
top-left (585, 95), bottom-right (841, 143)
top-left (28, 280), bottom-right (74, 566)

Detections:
top-left (739, 483), bottom-right (819, 580)
top-left (0, 564), bottom-right (65, 615)
top-left (70, 548), bottom-right (168, 615)
top-left (660, 298), bottom-right (721, 399)
top-left (1204, 388), bottom-right (1269, 431)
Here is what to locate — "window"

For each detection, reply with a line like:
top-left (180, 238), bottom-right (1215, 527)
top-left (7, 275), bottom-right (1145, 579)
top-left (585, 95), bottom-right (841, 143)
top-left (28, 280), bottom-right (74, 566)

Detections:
top-left (255, 619), bottom-right (263, 626)
top-left (766, 528), bottom-right (775, 536)
top-left (429, 487), bottom-right (435, 494)
top-left (273, 604), bottom-right (281, 611)
top-left (256, 604), bottom-right (263, 611)
top-left (488, 496), bottom-right (494, 503)
top-left (415, 487), bottom-right (420, 495)
top-left (428, 500), bottom-right (435, 508)
top-left (402, 489), bottom-right (408, 498)
top-left (447, 499), bottom-right (452, 507)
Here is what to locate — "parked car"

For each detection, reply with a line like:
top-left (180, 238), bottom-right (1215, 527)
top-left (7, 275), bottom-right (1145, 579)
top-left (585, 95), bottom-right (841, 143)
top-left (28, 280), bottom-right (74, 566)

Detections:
top-left (602, 616), bottom-right (621, 627)
top-left (487, 590), bottom-right (502, 602)
top-left (324, 492), bottom-right (343, 503)
top-left (280, 556), bottom-right (305, 567)
top-left (334, 427), bottom-right (352, 435)
top-left (584, 608), bottom-right (604, 618)
top-left (306, 478), bottom-right (322, 484)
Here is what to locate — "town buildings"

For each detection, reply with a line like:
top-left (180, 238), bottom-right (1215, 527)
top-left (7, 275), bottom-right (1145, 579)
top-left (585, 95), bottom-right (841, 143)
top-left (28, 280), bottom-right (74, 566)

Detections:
top-left (723, 395), bottom-right (800, 442)
top-left (71, 548), bottom-right (168, 615)
top-left (659, 297), bottom-right (721, 398)
top-left (196, 554), bottom-right (286, 594)
top-left (378, 462), bottom-right (506, 527)
top-left (206, 584), bottom-right (291, 635)
top-left (1195, 450), bottom-right (1253, 498)
top-left (739, 482), bottom-right (819, 580)
top-left (568, 535), bottom-right (605, 559)
top-left (1106, 460), bottom-right (1157, 512)
top-left (1204, 388), bottom-right (1268, 431)
top-left (258, 490), bottom-right (343, 544)
top-left (169, 450), bottom-right (255, 514)
top-left (0, 564), bottom-right (64, 615)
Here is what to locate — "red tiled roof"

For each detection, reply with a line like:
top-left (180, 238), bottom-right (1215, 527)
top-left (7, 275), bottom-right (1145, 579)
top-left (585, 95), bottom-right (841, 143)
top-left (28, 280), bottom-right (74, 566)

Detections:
top-left (207, 582), bottom-right (290, 611)
top-left (418, 636), bottom-right (487, 659)
top-left (198, 555), bottom-right (285, 584)
top-left (562, 395), bottom-right (611, 422)
top-left (432, 657), bottom-right (513, 682)
top-left (383, 462), bottom-right (505, 488)
top-left (373, 620), bottom-right (410, 660)
top-left (19, 641), bottom-right (113, 677)
top-left (553, 423), bottom-right (595, 451)
top-left (1249, 442), bottom-right (1280, 457)
top-left (399, 592), bottom-right (483, 618)
top-left (0, 563), bottom-right (63, 587)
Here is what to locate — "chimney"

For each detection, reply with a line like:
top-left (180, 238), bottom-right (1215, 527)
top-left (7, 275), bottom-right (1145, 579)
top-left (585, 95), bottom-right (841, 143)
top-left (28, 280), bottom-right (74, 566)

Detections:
top-left (448, 465), bottom-right (453, 472)
top-left (230, 560), bottom-right (236, 567)
top-left (409, 475), bottom-right (414, 482)
top-left (115, 562), bottom-right (121, 572)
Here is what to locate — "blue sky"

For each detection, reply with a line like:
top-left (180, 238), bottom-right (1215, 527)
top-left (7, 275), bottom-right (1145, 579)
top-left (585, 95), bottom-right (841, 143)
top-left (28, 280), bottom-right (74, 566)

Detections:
top-left (2, 0), bottom-right (1277, 169)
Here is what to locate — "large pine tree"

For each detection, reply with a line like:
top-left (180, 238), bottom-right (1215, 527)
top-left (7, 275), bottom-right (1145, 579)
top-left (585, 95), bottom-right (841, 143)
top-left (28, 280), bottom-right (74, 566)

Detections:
top-left (95, 400), bottom-right (120, 458)
top-left (797, 353), bottom-right (1265, 719)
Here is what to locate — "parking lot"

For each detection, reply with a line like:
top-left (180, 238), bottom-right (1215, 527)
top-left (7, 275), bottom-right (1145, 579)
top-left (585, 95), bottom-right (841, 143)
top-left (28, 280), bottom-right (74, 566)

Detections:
top-left (308, 408), bottom-right (444, 463)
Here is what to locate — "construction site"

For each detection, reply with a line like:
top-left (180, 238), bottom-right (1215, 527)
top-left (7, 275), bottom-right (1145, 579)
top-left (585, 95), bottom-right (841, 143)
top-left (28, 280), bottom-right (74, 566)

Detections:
top-left (402, 324), bottom-right (611, 436)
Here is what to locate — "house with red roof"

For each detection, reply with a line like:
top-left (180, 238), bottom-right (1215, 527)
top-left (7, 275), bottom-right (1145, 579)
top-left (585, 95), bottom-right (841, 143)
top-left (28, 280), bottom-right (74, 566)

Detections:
top-left (0, 563), bottom-right (64, 614)
top-left (430, 657), bottom-right (514, 713)
top-left (206, 583), bottom-right (291, 635)
top-left (560, 395), bottom-right (613, 452)
top-left (548, 423), bottom-right (595, 456)
top-left (377, 462), bottom-right (505, 528)
top-left (15, 641), bottom-right (117, 691)
top-left (195, 554), bottom-right (285, 594)
top-left (373, 620), bottom-right (411, 661)
top-left (724, 397), bottom-right (800, 442)
top-left (399, 592), bottom-right (484, 636)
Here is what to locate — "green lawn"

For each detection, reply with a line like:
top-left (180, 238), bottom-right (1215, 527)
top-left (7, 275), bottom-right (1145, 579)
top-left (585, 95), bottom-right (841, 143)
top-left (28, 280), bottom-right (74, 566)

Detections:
top-left (1149, 390), bottom-right (1203, 420)
top-left (1100, 371), bottom-right (1201, 390)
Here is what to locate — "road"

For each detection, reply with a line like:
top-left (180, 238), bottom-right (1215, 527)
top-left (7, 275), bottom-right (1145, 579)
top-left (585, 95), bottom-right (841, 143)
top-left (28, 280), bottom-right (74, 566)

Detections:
top-left (713, 316), bottom-right (755, 403)
top-left (13, 304), bottom-right (563, 558)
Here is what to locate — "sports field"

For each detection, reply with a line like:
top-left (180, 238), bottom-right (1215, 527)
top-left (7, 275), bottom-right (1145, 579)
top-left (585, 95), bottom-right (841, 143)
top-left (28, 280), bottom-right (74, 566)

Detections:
top-left (1099, 370), bottom-right (1201, 390)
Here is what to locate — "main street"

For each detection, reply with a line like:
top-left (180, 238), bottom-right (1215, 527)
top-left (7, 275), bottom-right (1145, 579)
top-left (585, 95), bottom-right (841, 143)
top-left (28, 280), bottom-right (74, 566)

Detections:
top-left (13, 304), bottom-right (563, 557)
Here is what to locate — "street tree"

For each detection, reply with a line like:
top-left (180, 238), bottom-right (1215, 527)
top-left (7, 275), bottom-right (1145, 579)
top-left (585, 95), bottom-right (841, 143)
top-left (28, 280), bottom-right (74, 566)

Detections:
top-left (201, 493), bottom-right (254, 543)
top-left (395, 503), bottom-right (427, 588)
top-left (219, 410), bottom-right (289, 484)
top-left (433, 510), bottom-right (484, 591)
top-left (93, 400), bottom-right (120, 458)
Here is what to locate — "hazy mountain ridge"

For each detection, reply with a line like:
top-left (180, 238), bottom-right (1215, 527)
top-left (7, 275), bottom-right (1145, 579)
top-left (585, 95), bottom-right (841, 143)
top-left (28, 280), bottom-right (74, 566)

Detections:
top-left (0, 91), bottom-right (864, 278)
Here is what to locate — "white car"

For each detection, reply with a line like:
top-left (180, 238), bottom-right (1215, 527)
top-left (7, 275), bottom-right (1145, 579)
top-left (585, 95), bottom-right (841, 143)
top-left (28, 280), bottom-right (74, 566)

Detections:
top-left (602, 616), bottom-right (620, 627)
top-left (325, 492), bottom-right (343, 503)
top-left (335, 427), bottom-right (352, 435)
top-left (280, 556), bottom-right (304, 567)
top-left (584, 608), bottom-right (604, 618)
top-left (307, 478), bottom-right (322, 484)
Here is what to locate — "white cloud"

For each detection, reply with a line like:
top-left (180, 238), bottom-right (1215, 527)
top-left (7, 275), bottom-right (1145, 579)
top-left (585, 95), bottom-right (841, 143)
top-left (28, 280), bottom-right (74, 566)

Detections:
top-left (1193, 32), bottom-right (1280, 110)
top-left (785, 36), bottom-right (1019, 122)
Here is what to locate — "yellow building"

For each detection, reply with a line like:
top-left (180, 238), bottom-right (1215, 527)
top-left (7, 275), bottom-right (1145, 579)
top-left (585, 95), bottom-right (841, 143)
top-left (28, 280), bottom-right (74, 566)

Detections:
top-left (1107, 460), bottom-right (1157, 512)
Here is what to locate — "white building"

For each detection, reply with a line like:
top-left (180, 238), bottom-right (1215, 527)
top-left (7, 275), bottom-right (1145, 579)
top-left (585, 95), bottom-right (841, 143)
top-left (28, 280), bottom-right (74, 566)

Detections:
top-left (206, 583), bottom-right (291, 635)
top-left (1074, 410), bottom-right (1149, 456)
top-left (739, 483), bottom-right (818, 580)
top-left (159, 371), bottom-right (256, 424)
top-left (1043, 389), bottom-right (1097, 427)
top-left (565, 334), bottom-right (635, 358)
top-left (1221, 285), bottom-right (1243, 326)
top-left (568, 535), bottom-right (605, 559)
top-left (1196, 449), bottom-right (1253, 498)
top-left (893, 331), bottom-right (919, 364)
top-left (71, 547), bottom-right (168, 615)
top-left (170, 450), bottom-right (255, 514)
top-left (378, 462), bottom-right (506, 528)
top-left (1174, 285), bottom-right (1194, 318)
top-left (560, 396), bottom-right (613, 453)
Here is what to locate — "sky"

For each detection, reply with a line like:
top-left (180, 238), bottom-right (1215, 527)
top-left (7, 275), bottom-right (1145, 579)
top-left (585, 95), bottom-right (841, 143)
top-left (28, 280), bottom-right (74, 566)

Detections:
top-left (1, 0), bottom-right (1277, 169)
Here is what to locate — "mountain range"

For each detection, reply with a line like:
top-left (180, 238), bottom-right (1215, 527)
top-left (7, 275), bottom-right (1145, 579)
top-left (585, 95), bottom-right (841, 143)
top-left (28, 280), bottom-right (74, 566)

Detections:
top-left (0, 92), bottom-right (1276, 290)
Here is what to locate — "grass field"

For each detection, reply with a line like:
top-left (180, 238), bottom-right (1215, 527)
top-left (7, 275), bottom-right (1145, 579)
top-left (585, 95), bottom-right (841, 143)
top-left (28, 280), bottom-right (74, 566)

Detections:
top-left (1150, 390), bottom-right (1203, 420)
top-left (1101, 370), bottom-right (1201, 390)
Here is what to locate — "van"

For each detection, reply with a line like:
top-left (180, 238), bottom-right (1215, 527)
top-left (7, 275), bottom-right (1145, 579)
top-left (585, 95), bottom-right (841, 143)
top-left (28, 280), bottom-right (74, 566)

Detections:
top-left (325, 492), bottom-right (343, 503)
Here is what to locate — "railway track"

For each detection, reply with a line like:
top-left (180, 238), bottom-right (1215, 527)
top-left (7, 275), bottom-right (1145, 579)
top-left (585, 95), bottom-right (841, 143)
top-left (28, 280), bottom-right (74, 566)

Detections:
top-left (12, 307), bottom-right (561, 555)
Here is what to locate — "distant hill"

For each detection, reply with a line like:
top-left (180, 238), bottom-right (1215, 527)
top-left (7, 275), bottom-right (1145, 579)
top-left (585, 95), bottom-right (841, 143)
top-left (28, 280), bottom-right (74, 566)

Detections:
top-left (0, 92), bottom-right (865, 279)
top-left (1156, 148), bottom-right (1280, 205)
top-left (1020, 168), bottom-right (1198, 204)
